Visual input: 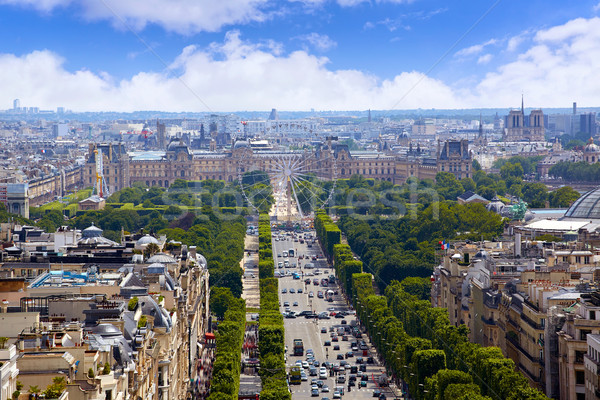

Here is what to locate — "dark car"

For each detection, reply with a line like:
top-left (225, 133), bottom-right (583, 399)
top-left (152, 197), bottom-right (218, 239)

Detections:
top-left (367, 357), bottom-right (374, 364)
top-left (359, 364), bottom-right (367, 372)
top-left (335, 314), bottom-right (345, 319)
top-left (333, 345), bottom-right (340, 351)
top-left (337, 354), bottom-right (344, 360)
top-left (324, 340), bottom-right (331, 346)
top-left (373, 389), bottom-right (382, 397)
top-left (346, 351), bottom-right (354, 358)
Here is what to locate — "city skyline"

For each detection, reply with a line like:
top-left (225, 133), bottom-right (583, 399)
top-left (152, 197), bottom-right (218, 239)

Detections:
top-left (1, 0), bottom-right (600, 112)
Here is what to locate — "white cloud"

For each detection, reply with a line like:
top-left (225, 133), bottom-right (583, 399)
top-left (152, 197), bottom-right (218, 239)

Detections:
top-left (5, 17), bottom-right (600, 112)
top-left (0, 31), bottom-right (462, 112)
top-left (295, 33), bottom-right (337, 51)
top-left (455, 39), bottom-right (497, 58)
top-left (0, 0), bottom-right (271, 33)
top-left (471, 17), bottom-right (600, 107)
top-left (477, 54), bottom-right (492, 64)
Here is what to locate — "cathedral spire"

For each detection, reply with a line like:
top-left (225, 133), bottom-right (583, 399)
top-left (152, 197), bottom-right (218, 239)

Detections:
top-left (521, 93), bottom-right (524, 115)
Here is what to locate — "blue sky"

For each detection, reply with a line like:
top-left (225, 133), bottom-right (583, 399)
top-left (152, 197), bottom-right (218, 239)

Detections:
top-left (1, 0), bottom-right (600, 112)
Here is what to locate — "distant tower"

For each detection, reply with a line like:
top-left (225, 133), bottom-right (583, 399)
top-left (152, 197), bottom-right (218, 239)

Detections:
top-left (200, 124), bottom-right (205, 142)
top-left (13, 99), bottom-right (19, 110)
top-left (573, 102), bottom-right (577, 115)
top-left (269, 108), bottom-right (278, 121)
top-left (368, 109), bottom-right (372, 123)
top-left (156, 119), bottom-right (166, 149)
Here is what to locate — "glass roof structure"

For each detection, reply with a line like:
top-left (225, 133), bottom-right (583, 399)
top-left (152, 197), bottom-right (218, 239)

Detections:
top-left (563, 188), bottom-right (600, 219)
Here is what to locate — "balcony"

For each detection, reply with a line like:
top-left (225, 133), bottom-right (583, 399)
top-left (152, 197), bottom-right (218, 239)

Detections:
top-left (506, 333), bottom-right (541, 364)
top-left (481, 315), bottom-right (496, 326)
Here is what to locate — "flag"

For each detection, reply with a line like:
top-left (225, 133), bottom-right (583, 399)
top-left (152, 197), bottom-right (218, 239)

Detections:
top-left (439, 240), bottom-right (448, 250)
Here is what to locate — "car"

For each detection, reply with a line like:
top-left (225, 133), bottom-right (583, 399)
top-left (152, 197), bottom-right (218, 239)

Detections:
top-left (322, 398), bottom-right (331, 400)
top-left (310, 367), bottom-right (318, 376)
top-left (342, 335), bottom-right (348, 341)
top-left (309, 291), bottom-right (314, 298)
top-left (319, 371), bottom-right (327, 379)
top-left (316, 380), bottom-right (324, 387)
top-left (290, 288), bottom-right (296, 294)
top-left (324, 340), bottom-right (331, 346)
top-left (301, 372), bottom-right (308, 381)
top-left (305, 313), bottom-right (318, 319)
top-left (277, 254), bottom-right (282, 257)
top-left (336, 354), bottom-right (344, 360)
top-left (285, 307), bottom-right (291, 312)
top-left (319, 313), bottom-right (330, 320)
top-left (341, 320), bottom-right (347, 325)
top-left (373, 389), bottom-right (382, 397)
top-left (336, 375), bottom-right (346, 384)
top-left (306, 349), bottom-right (314, 356)
top-left (360, 380), bottom-right (367, 387)
top-left (332, 336), bottom-right (338, 342)
top-left (335, 314), bottom-right (345, 319)
top-left (302, 361), bottom-right (309, 368)
top-left (346, 351), bottom-right (354, 358)
top-left (333, 392), bottom-right (341, 399)
top-left (356, 357), bottom-right (363, 364)
top-left (285, 313), bottom-right (297, 319)
top-left (305, 278), bottom-right (311, 284)
top-left (281, 288), bottom-right (287, 293)
top-left (311, 388), bottom-right (320, 396)
top-left (298, 288), bottom-right (304, 293)
top-left (321, 327), bottom-right (327, 333)
top-left (349, 380), bottom-right (356, 387)
top-left (283, 301), bottom-right (289, 307)
top-left (293, 301), bottom-right (299, 306)
top-left (333, 345), bottom-right (340, 351)
top-left (367, 357), bottom-right (374, 364)
top-left (378, 395), bottom-right (387, 400)
top-left (359, 364), bottom-right (367, 372)
top-left (322, 384), bottom-right (330, 392)
top-left (311, 379), bottom-right (318, 386)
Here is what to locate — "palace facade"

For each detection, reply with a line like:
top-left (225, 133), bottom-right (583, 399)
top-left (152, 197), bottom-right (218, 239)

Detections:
top-left (83, 138), bottom-right (472, 194)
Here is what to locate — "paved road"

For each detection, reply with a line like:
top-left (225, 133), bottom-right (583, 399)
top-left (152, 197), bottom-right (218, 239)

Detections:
top-left (273, 229), bottom-right (399, 400)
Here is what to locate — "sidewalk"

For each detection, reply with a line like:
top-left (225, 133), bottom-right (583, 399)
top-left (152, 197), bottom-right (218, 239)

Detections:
top-left (241, 233), bottom-right (260, 309)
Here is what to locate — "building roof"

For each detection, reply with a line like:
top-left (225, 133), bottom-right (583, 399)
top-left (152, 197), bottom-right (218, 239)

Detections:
top-left (563, 187), bottom-right (600, 220)
top-left (457, 190), bottom-right (489, 204)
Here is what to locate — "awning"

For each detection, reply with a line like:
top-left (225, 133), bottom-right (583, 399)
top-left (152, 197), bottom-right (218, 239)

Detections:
top-left (205, 332), bottom-right (215, 340)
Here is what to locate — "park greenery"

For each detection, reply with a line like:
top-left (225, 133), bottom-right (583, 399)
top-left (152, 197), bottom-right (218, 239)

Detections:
top-left (207, 292), bottom-right (246, 400)
top-left (257, 214), bottom-right (290, 400)
top-left (549, 161), bottom-right (600, 182)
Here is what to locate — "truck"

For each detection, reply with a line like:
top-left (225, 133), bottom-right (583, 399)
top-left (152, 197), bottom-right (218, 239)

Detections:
top-left (293, 339), bottom-right (304, 356)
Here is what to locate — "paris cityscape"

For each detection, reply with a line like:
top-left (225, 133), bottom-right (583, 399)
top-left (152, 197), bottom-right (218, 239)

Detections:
top-left (2, 1), bottom-right (600, 400)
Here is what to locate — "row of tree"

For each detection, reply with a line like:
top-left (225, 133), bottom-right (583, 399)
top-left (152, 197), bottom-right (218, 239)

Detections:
top-left (257, 215), bottom-right (291, 400)
top-left (314, 211), bottom-right (341, 259)
top-left (549, 161), bottom-right (600, 183)
top-left (207, 290), bottom-right (246, 400)
top-left (349, 272), bottom-right (549, 400)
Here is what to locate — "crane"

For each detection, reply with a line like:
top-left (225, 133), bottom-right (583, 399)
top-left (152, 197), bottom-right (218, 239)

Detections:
top-left (93, 147), bottom-right (109, 198)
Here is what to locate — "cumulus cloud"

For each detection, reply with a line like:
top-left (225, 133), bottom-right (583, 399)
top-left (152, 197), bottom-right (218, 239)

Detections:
top-left (0, 0), bottom-right (271, 33)
top-left (5, 17), bottom-right (600, 112)
top-left (472, 17), bottom-right (600, 107)
top-left (0, 31), bottom-right (462, 112)
top-left (295, 33), bottom-right (337, 51)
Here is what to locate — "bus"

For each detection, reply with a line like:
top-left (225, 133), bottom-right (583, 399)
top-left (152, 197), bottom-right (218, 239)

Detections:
top-left (293, 338), bottom-right (304, 356)
top-left (289, 366), bottom-right (302, 384)
top-left (288, 248), bottom-right (295, 257)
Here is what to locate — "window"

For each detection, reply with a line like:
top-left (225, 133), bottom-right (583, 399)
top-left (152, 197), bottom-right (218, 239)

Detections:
top-left (591, 311), bottom-right (596, 320)
top-left (575, 370), bottom-right (584, 385)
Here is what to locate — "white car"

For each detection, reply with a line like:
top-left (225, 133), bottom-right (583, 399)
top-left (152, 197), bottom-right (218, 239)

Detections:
top-left (302, 361), bottom-right (309, 369)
